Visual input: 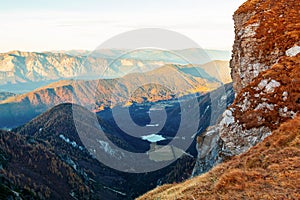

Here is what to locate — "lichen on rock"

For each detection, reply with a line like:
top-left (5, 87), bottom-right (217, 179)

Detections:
top-left (193, 0), bottom-right (300, 177)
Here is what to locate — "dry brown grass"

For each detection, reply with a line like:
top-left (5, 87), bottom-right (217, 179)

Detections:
top-left (137, 1), bottom-right (300, 199)
top-left (137, 115), bottom-right (300, 199)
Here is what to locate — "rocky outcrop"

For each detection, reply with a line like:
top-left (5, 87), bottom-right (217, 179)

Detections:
top-left (192, 126), bottom-right (226, 176)
top-left (193, 0), bottom-right (300, 176)
top-left (231, 0), bottom-right (299, 94)
top-left (138, 115), bottom-right (300, 200)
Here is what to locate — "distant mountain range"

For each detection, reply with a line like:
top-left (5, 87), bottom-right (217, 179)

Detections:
top-left (0, 49), bottom-right (230, 93)
top-left (0, 62), bottom-right (231, 128)
top-left (0, 48), bottom-right (233, 198)
top-left (50, 49), bottom-right (231, 62)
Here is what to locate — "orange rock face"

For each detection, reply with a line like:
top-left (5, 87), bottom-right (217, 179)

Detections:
top-left (231, 0), bottom-right (300, 93)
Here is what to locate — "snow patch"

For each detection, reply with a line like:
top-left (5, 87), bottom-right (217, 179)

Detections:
top-left (202, 105), bottom-right (210, 117)
top-left (65, 157), bottom-right (77, 170)
top-left (59, 134), bottom-right (84, 150)
top-left (221, 94), bottom-right (227, 101)
top-left (96, 139), bottom-right (124, 159)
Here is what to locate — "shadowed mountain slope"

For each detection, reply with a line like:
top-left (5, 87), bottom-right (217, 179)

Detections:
top-left (0, 64), bottom-right (224, 128)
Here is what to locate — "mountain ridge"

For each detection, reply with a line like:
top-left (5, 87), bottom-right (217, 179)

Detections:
top-left (0, 63), bottom-right (227, 128)
top-left (2, 79), bottom-right (234, 199)
top-left (0, 49), bottom-right (231, 93)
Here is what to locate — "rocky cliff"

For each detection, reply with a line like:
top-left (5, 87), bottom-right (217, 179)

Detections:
top-left (192, 0), bottom-right (300, 175)
top-left (138, 0), bottom-right (300, 198)
top-left (138, 115), bottom-right (300, 199)
top-left (230, 0), bottom-right (299, 93)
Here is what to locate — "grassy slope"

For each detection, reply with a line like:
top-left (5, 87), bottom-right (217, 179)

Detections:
top-left (138, 0), bottom-right (300, 198)
top-left (137, 115), bottom-right (300, 199)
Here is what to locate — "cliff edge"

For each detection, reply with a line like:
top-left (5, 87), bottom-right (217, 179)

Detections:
top-left (138, 0), bottom-right (300, 198)
top-left (193, 0), bottom-right (299, 176)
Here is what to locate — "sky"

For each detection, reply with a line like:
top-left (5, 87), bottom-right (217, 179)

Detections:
top-left (0, 0), bottom-right (246, 52)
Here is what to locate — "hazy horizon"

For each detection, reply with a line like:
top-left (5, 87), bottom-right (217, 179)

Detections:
top-left (0, 48), bottom-right (231, 54)
top-left (0, 0), bottom-right (245, 52)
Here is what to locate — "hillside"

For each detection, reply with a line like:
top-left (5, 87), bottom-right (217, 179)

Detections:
top-left (197, 60), bottom-right (231, 84)
top-left (11, 103), bottom-right (143, 199)
top-left (1, 76), bottom-right (234, 199)
top-left (0, 103), bottom-right (186, 199)
top-left (0, 63), bottom-right (224, 128)
top-left (138, 0), bottom-right (300, 198)
top-left (1, 104), bottom-right (136, 199)
top-left (2, 81), bottom-right (234, 199)
top-left (137, 115), bottom-right (300, 199)
top-left (0, 130), bottom-right (90, 200)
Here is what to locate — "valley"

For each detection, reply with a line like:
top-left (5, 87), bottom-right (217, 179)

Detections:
top-left (1, 0), bottom-right (299, 199)
top-left (0, 83), bottom-right (234, 199)
top-left (0, 46), bottom-right (234, 199)
top-left (0, 61), bottom-right (230, 129)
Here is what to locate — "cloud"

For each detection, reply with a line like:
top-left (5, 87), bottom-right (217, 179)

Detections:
top-left (0, 0), bottom-right (245, 52)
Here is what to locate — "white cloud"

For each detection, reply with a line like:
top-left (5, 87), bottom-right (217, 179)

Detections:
top-left (0, 0), bottom-right (245, 52)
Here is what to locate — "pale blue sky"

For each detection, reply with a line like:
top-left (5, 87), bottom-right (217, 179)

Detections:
top-left (0, 0), bottom-right (246, 52)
